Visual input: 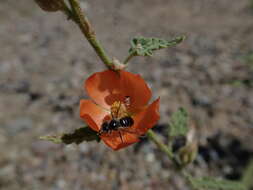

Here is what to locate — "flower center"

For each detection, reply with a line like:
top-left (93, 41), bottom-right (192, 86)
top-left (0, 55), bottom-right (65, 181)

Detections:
top-left (110, 101), bottom-right (129, 119)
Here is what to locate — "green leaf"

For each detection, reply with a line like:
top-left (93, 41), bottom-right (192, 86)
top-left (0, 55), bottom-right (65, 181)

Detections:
top-left (169, 107), bottom-right (188, 137)
top-left (40, 126), bottom-right (101, 145)
top-left (188, 176), bottom-right (247, 190)
top-left (128, 35), bottom-right (185, 56)
top-left (242, 159), bottom-right (253, 189)
top-left (39, 135), bottom-right (63, 144)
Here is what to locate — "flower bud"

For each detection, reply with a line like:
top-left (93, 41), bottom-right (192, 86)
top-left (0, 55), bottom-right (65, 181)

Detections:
top-left (173, 124), bottom-right (198, 166)
top-left (34, 0), bottom-right (64, 12)
top-left (177, 141), bottom-right (198, 166)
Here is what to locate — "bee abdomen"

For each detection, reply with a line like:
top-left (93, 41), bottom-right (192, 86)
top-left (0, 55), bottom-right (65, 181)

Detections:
top-left (120, 116), bottom-right (134, 127)
top-left (109, 119), bottom-right (120, 130)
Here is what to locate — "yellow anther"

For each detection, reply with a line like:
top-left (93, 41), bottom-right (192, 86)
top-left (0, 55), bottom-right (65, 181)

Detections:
top-left (110, 101), bottom-right (128, 119)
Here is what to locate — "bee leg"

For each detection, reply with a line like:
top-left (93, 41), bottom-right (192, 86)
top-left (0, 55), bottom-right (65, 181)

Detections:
top-left (121, 129), bottom-right (133, 135)
top-left (138, 134), bottom-right (146, 139)
top-left (118, 131), bottom-right (124, 143)
top-left (97, 130), bottom-right (102, 136)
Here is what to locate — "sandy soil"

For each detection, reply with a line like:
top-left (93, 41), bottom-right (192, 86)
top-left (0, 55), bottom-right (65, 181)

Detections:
top-left (0, 0), bottom-right (253, 189)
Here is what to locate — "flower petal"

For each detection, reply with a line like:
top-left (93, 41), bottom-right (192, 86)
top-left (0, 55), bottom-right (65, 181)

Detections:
top-left (85, 70), bottom-right (122, 109)
top-left (80, 99), bottom-right (109, 132)
top-left (132, 98), bottom-right (160, 134)
top-left (101, 131), bottom-right (140, 150)
top-left (85, 70), bottom-right (152, 109)
top-left (119, 70), bottom-right (152, 109)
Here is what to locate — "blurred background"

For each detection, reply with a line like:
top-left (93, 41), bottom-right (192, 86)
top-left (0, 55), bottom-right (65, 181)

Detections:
top-left (0, 0), bottom-right (253, 189)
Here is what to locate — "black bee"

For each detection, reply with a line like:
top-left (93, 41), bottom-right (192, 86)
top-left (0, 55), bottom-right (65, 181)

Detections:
top-left (99, 116), bottom-right (134, 134)
top-left (98, 116), bottom-right (134, 142)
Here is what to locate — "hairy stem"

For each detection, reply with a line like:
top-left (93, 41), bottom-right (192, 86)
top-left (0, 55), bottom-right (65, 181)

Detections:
top-left (146, 130), bottom-right (174, 161)
top-left (61, 1), bottom-right (73, 19)
top-left (68, 0), bottom-right (113, 69)
top-left (123, 53), bottom-right (136, 64)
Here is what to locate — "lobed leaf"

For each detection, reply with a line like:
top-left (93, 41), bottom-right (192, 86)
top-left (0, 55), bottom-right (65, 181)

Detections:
top-left (128, 35), bottom-right (185, 56)
top-left (40, 126), bottom-right (100, 145)
top-left (188, 176), bottom-right (247, 190)
top-left (169, 107), bottom-right (188, 137)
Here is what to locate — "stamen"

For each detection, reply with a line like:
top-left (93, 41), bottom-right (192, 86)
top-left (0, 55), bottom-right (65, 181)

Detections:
top-left (118, 131), bottom-right (123, 143)
top-left (110, 101), bottom-right (128, 119)
top-left (124, 96), bottom-right (131, 107)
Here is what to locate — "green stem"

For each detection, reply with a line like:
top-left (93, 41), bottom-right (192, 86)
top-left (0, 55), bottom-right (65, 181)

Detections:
top-left (147, 130), bottom-right (195, 187)
top-left (68, 0), bottom-right (113, 69)
top-left (146, 130), bottom-right (174, 161)
top-left (123, 53), bottom-right (135, 64)
top-left (61, 1), bottom-right (73, 19)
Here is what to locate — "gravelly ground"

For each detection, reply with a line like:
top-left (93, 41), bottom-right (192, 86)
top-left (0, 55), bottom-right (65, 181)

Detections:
top-left (0, 0), bottom-right (253, 189)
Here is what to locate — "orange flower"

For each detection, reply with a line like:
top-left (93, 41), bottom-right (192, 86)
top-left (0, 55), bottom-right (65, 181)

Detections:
top-left (80, 70), bottom-right (160, 150)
